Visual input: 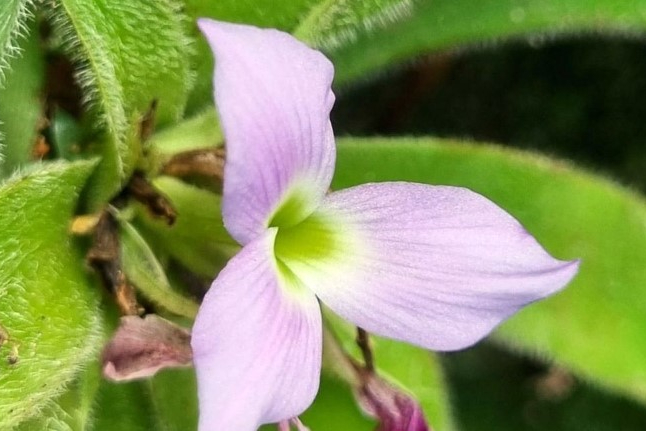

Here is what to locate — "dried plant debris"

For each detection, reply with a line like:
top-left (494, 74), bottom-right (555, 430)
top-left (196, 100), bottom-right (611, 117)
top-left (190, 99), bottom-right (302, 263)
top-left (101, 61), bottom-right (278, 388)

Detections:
top-left (87, 210), bottom-right (142, 316)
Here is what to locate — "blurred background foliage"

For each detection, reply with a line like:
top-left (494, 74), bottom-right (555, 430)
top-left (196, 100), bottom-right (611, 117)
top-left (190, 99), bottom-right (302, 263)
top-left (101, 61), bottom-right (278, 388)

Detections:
top-left (333, 32), bottom-right (646, 431)
top-left (333, 38), bottom-right (646, 190)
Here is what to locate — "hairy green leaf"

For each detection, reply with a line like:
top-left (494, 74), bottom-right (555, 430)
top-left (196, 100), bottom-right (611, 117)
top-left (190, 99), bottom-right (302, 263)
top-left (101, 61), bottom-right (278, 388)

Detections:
top-left (296, 0), bottom-right (415, 50)
top-left (0, 160), bottom-right (103, 428)
top-left (51, 0), bottom-right (193, 208)
top-left (334, 137), bottom-right (646, 404)
top-left (0, 0), bottom-right (33, 82)
top-left (330, 0), bottom-right (646, 85)
top-left (16, 361), bottom-right (102, 431)
top-left (0, 21), bottom-right (44, 176)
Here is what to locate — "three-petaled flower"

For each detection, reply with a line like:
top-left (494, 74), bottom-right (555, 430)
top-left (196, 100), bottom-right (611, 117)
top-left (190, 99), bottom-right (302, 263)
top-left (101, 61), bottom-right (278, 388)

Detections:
top-left (191, 19), bottom-right (579, 431)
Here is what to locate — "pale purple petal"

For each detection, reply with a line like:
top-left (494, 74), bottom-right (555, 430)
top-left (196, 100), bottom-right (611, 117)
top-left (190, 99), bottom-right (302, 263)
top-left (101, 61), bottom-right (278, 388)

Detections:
top-left (283, 182), bottom-right (579, 351)
top-left (198, 19), bottom-right (336, 245)
top-left (191, 229), bottom-right (322, 431)
top-left (102, 315), bottom-right (192, 381)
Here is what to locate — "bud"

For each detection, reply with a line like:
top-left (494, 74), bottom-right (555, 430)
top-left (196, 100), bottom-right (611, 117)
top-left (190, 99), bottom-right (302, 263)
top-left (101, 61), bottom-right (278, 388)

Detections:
top-left (356, 372), bottom-right (430, 431)
top-left (102, 314), bottom-right (192, 381)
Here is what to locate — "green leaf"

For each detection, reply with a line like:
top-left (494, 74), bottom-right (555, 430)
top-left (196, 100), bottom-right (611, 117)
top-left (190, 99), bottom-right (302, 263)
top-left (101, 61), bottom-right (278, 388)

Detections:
top-left (93, 380), bottom-right (159, 431)
top-left (148, 368), bottom-right (199, 431)
top-left (186, 0), bottom-right (319, 30)
top-left (148, 108), bottom-right (222, 165)
top-left (0, 160), bottom-right (103, 428)
top-left (330, 0), bottom-right (646, 85)
top-left (0, 19), bottom-right (44, 176)
top-left (135, 176), bottom-right (238, 278)
top-left (295, 0), bottom-right (415, 50)
top-left (49, 109), bottom-right (84, 162)
top-left (51, 0), bottom-right (193, 208)
top-left (0, 0), bottom-right (33, 81)
top-left (93, 369), bottom-right (198, 431)
top-left (333, 137), bottom-right (646, 404)
top-left (119, 218), bottom-right (199, 318)
top-left (325, 314), bottom-right (456, 430)
top-left (16, 361), bottom-right (102, 431)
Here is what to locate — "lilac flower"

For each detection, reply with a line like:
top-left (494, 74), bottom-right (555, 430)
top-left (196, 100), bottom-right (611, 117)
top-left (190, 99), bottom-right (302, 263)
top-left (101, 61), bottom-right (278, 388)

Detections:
top-left (192, 19), bottom-right (579, 431)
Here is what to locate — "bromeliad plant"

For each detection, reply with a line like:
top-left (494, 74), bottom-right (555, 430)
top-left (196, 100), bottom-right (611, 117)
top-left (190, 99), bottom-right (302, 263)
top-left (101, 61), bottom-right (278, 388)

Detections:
top-left (190, 20), bottom-right (578, 430)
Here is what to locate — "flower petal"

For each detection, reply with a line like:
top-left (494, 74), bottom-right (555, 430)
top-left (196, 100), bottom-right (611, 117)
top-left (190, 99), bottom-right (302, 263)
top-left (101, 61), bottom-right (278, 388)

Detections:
top-left (279, 182), bottom-right (579, 351)
top-left (191, 229), bottom-right (322, 431)
top-left (198, 19), bottom-right (336, 245)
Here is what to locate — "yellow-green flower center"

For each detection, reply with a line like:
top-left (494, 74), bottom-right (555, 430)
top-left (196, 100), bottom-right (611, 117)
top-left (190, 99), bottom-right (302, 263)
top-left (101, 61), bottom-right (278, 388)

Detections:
top-left (270, 191), bottom-right (341, 295)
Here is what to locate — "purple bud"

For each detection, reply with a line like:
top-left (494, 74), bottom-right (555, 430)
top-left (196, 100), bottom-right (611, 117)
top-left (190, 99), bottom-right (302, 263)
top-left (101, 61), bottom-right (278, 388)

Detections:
top-left (102, 314), bottom-right (192, 381)
top-left (357, 373), bottom-right (430, 431)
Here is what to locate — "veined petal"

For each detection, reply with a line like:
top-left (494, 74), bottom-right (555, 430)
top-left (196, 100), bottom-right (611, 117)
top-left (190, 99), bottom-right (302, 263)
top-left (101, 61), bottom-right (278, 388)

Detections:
top-left (278, 182), bottom-right (579, 351)
top-left (198, 19), bottom-right (336, 245)
top-left (191, 229), bottom-right (322, 430)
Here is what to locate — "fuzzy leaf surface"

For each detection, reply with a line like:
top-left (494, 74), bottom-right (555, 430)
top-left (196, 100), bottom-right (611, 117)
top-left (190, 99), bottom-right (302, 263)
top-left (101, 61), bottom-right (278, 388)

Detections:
top-left (296, 0), bottom-right (415, 50)
top-left (0, 160), bottom-right (103, 428)
top-left (0, 0), bottom-right (32, 81)
top-left (53, 0), bottom-right (193, 208)
top-left (16, 362), bottom-right (102, 431)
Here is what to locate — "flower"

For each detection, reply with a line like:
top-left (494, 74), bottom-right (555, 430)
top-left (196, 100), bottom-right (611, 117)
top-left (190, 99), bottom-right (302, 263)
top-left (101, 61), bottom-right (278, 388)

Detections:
top-left (192, 19), bottom-right (579, 431)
